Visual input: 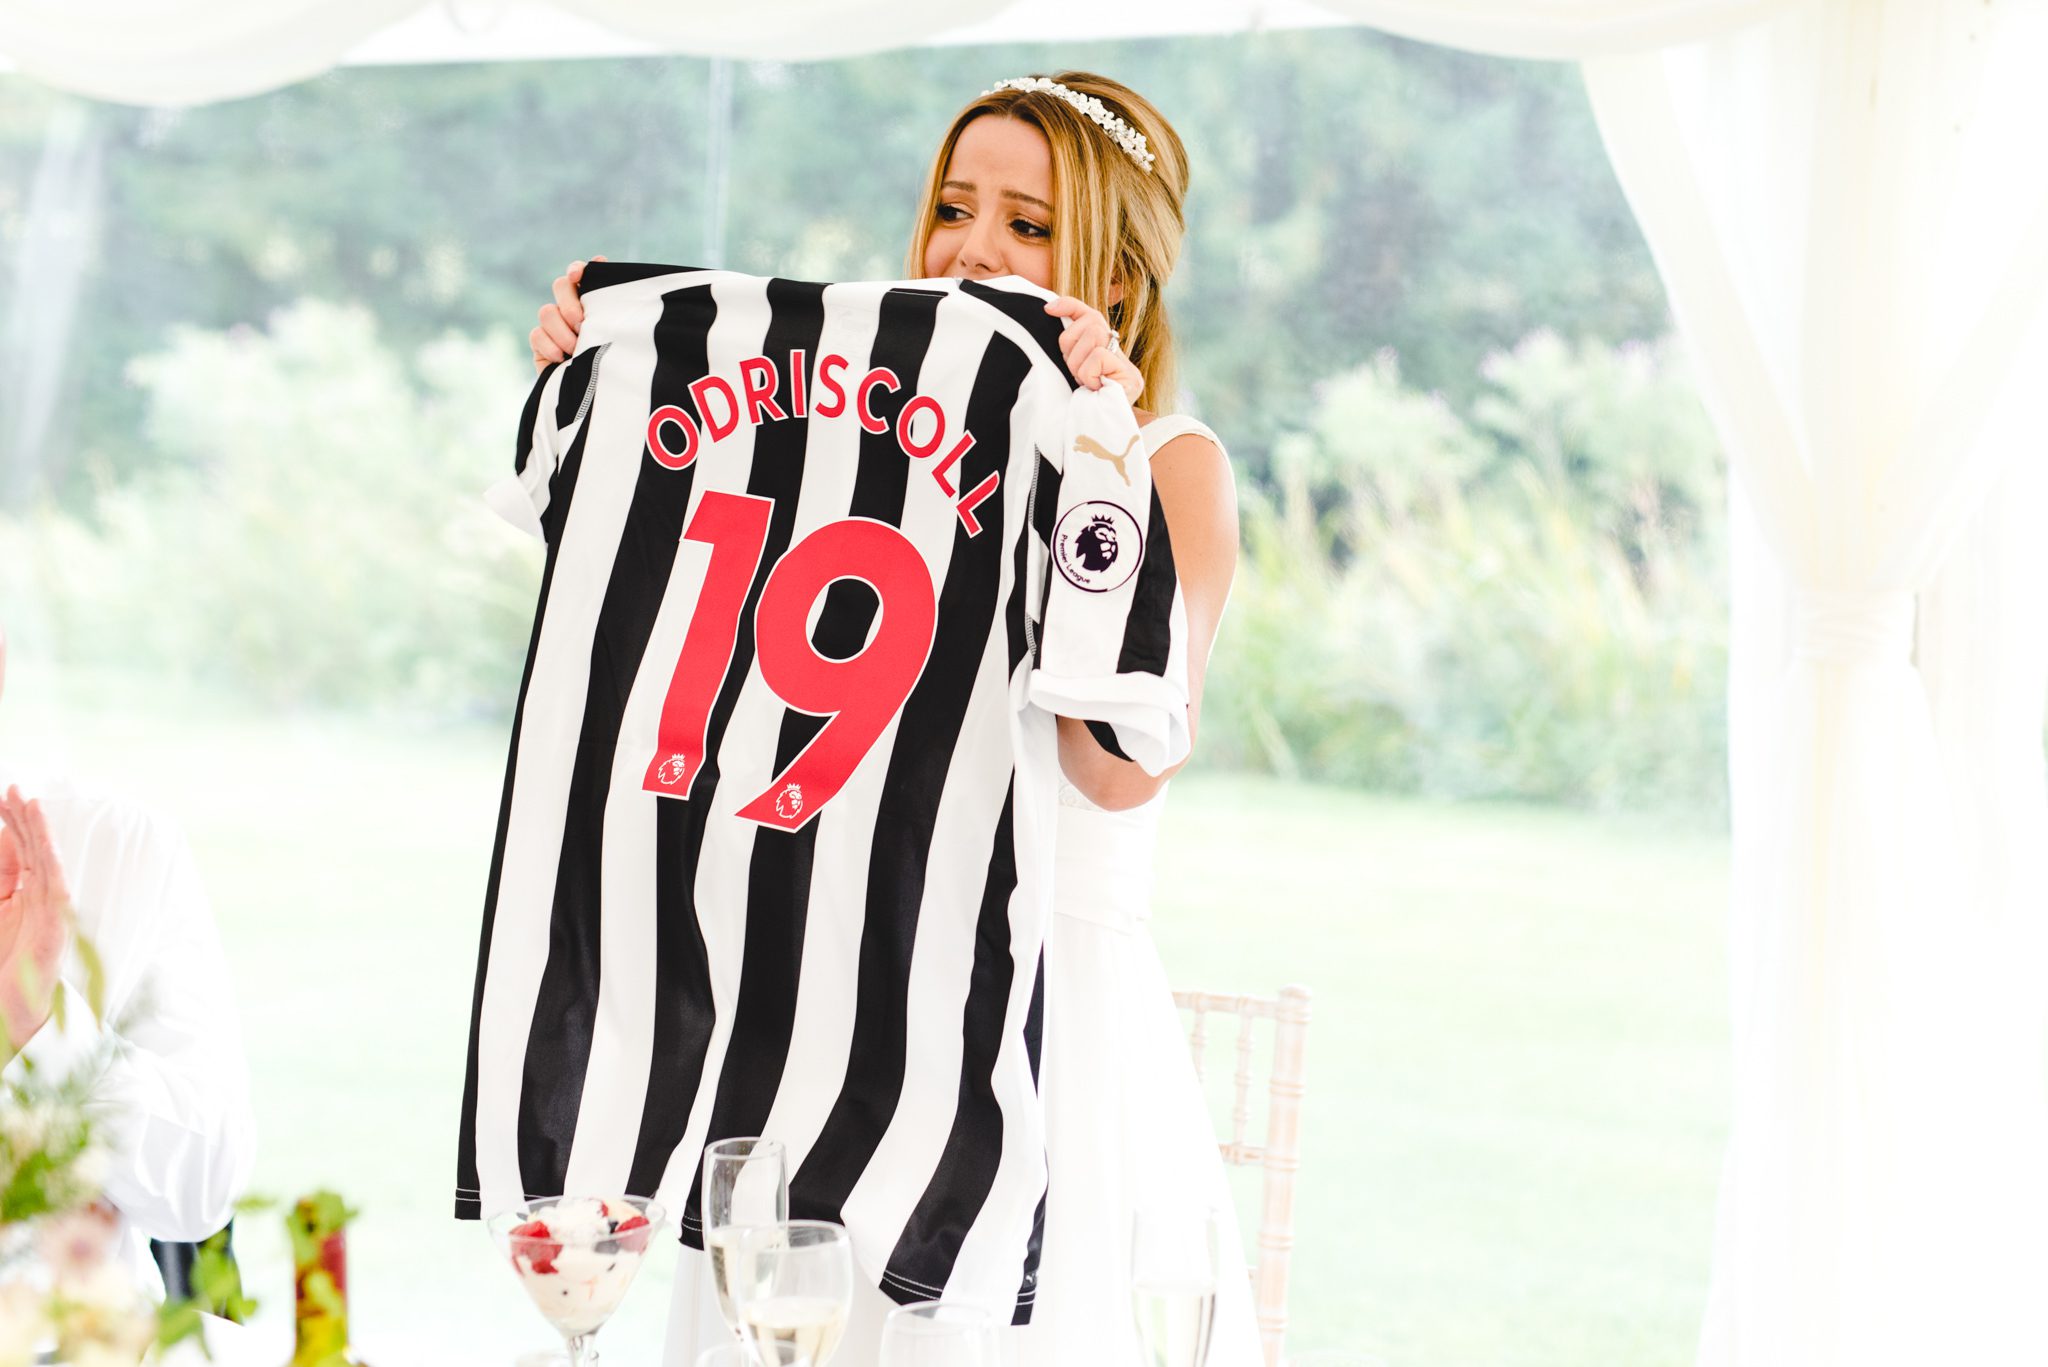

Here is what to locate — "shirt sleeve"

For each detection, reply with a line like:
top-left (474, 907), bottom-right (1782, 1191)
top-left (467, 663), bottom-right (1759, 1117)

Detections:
top-left (484, 343), bottom-right (605, 542)
top-left (1, 797), bottom-right (257, 1243)
top-left (1025, 381), bottom-right (1193, 777)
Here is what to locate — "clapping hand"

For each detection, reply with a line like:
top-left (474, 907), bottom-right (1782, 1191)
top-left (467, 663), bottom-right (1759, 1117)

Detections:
top-left (0, 784), bottom-right (72, 1051)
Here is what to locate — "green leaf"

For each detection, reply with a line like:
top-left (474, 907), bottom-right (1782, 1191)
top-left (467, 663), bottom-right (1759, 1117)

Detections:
top-left (69, 913), bottom-right (109, 1025)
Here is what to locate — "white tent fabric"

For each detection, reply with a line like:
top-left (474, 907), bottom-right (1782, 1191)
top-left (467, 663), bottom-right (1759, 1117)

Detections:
top-left (1580, 4), bottom-right (2048, 1359)
top-left (0, 0), bottom-right (1016, 105)
top-left (1, 0), bottom-right (1797, 106)
top-left (4, 2), bottom-right (2047, 1363)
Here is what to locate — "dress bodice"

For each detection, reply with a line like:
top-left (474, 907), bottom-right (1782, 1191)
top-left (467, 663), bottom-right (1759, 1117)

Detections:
top-left (1049, 411), bottom-right (1226, 933)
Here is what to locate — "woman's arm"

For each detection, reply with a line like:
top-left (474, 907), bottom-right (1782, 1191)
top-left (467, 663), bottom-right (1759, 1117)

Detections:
top-left (1056, 429), bottom-right (1239, 810)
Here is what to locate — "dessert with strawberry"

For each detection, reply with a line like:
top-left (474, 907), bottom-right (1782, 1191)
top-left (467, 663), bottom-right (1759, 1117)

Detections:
top-left (497, 1195), bottom-right (666, 1349)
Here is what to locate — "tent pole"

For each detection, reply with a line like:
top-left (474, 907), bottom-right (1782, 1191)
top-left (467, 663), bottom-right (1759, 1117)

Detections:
top-left (703, 56), bottom-right (733, 269)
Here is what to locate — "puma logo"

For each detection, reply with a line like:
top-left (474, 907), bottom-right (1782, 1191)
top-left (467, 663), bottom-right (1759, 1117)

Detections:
top-left (1073, 432), bottom-right (1142, 485)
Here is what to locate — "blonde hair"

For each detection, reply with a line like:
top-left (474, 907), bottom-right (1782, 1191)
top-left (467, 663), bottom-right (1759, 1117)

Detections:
top-left (902, 70), bottom-right (1190, 413)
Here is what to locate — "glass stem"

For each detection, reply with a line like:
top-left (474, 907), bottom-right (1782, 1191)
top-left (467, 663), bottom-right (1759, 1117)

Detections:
top-left (566, 1332), bottom-right (597, 1367)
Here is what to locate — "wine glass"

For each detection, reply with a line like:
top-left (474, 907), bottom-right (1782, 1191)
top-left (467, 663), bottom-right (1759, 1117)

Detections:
top-left (879, 1300), bottom-right (1001, 1367)
top-left (1130, 1205), bottom-right (1218, 1367)
top-left (725, 1219), bottom-right (856, 1367)
top-left (489, 1195), bottom-right (666, 1367)
top-left (701, 1137), bottom-right (790, 1335)
top-left (696, 1345), bottom-right (811, 1367)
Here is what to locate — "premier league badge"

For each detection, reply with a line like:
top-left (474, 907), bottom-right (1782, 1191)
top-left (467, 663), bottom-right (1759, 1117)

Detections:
top-left (1053, 500), bottom-right (1143, 593)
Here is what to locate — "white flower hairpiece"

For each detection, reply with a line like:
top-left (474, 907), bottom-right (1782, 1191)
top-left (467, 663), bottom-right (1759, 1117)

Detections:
top-left (981, 76), bottom-right (1157, 174)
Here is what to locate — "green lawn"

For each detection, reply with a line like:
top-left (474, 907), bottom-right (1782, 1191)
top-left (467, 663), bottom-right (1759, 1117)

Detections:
top-left (9, 667), bottom-right (1728, 1364)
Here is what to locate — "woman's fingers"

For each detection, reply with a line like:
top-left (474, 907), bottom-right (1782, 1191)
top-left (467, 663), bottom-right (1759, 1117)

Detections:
top-left (0, 790), bottom-right (22, 896)
top-left (531, 326), bottom-right (561, 372)
top-left (0, 786), bottom-right (65, 918)
top-left (533, 255), bottom-right (610, 370)
top-left (536, 302), bottom-right (579, 358)
top-left (22, 798), bottom-right (64, 906)
top-left (1046, 294), bottom-right (1102, 347)
top-left (553, 269), bottom-right (586, 330)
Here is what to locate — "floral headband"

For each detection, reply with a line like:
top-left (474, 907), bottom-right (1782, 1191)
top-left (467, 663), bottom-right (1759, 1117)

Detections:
top-left (981, 76), bottom-right (1157, 174)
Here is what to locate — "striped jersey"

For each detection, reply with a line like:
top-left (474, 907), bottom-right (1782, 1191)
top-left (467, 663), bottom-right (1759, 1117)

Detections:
top-left (454, 262), bottom-right (1192, 1320)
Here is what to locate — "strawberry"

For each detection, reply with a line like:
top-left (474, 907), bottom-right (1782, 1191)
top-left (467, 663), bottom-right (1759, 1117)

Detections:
top-left (614, 1213), bottom-right (652, 1253)
top-left (510, 1219), bottom-right (562, 1275)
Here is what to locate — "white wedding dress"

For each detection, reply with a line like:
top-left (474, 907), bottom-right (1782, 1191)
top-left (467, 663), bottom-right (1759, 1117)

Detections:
top-left (662, 413), bottom-right (1261, 1367)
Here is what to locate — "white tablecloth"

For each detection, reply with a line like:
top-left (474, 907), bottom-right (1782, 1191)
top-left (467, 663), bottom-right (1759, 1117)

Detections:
top-left (152, 1314), bottom-right (270, 1367)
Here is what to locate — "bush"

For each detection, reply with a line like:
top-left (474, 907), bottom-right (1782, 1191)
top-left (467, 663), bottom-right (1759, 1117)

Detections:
top-left (10, 301), bottom-right (1732, 811)
top-left (13, 299), bottom-right (542, 717)
top-left (1198, 334), bottom-right (1729, 813)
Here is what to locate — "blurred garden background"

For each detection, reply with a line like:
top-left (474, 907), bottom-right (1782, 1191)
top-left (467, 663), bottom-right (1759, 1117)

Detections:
top-left (1, 26), bottom-right (1733, 1364)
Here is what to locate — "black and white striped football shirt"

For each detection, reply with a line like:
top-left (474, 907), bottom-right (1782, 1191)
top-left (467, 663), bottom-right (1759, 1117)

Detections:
top-left (454, 262), bottom-right (1191, 1320)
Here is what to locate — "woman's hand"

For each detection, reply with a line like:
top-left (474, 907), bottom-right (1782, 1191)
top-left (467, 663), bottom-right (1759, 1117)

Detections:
top-left (1044, 295), bottom-right (1143, 406)
top-left (532, 255), bottom-right (608, 373)
top-left (0, 784), bottom-right (72, 1052)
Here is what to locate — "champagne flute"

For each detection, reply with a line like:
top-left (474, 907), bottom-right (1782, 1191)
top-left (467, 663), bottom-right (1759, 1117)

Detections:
top-left (701, 1137), bottom-right (790, 1336)
top-left (696, 1345), bottom-right (810, 1367)
top-left (879, 1300), bottom-right (1001, 1367)
top-left (726, 1220), bottom-right (855, 1367)
top-left (1130, 1205), bottom-right (1218, 1367)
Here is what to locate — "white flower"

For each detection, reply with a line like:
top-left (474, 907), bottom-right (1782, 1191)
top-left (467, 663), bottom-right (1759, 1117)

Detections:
top-left (72, 1144), bottom-right (111, 1191)
top-left (0, 1283), bottom-right (53, 1367)
top-left (50, 1262), bottom-right (155, 1366)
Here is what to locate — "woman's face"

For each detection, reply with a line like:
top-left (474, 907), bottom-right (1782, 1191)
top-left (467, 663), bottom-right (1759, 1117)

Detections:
top-left (922, 115), bottom-right (1056, 290)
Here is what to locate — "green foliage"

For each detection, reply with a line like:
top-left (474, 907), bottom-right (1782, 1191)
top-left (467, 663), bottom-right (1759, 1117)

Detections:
top-left (16, 299), bottom-right (542, 718)
top-left (11, 303), bottom-right (1730, 809)
top-left (158, 1193), bottom-right (277, 1347)
top-left (0, 974), bottom-right (110, 1226)
top-left (0, 30), bottom-right (1665, 506)
top-left (155, 1226), bottom-right (258, 1359)
top-left (288, 1189), bottom-right (359, 1267)
top-left (0, 1086), bottom-right (94, 1225)
top-left (0, 37), bottom-right (1710, 803)
top-left (1200, 333), bottom-right (1728, 812)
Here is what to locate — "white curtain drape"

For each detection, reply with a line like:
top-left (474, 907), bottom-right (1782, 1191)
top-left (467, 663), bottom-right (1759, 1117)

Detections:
top-left (1580, 2), bottom-right (2048, 1360)
top-left (0, 0), bottom-right (1014, 106)
top-left (4, 2), bottom-right (2047, 1362)
top-left (0, 0), bottom-right (1796, 108)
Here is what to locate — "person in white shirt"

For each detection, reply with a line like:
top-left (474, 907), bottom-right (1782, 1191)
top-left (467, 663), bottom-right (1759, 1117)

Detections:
top-left (0, 622), bottom-right (258, 1298)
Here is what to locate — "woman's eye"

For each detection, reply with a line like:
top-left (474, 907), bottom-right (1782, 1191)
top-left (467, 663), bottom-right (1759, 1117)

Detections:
top-left (937, 204), bottom-right (966, 223)
top-left (1014, 220), bottom-right (1048, 239)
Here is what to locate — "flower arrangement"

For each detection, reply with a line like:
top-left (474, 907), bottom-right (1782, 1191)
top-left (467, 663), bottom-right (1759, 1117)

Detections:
top-left (1, 957), bottom-right (256, 1365)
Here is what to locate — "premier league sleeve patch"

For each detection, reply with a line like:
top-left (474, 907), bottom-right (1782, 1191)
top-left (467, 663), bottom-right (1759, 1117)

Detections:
top-left (1052, 499), bottom-right (1143, 593)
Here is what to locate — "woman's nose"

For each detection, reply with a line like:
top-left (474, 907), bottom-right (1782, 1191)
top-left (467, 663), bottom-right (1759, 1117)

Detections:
top-left (961, 220), bottom-right (1003, 274)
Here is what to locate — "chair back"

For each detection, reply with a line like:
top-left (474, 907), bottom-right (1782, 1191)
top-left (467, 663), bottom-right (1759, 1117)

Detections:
top-left (1170, 984), bottom-right (1312, 1367)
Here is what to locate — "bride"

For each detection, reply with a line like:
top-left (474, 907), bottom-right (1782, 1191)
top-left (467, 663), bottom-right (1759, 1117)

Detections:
top-left (530, 68), bottom-right (1262, 1367)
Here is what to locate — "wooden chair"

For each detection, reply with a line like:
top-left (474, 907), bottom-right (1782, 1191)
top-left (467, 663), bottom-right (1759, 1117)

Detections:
top-left (1171, 984), bottom-right (1313, 1367)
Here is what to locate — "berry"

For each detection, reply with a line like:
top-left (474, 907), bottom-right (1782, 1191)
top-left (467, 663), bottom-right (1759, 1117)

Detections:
top-left (510, 1219), bottom-right (562, 1275)
top-left (614, 1213), bottom-right (652, 1253)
